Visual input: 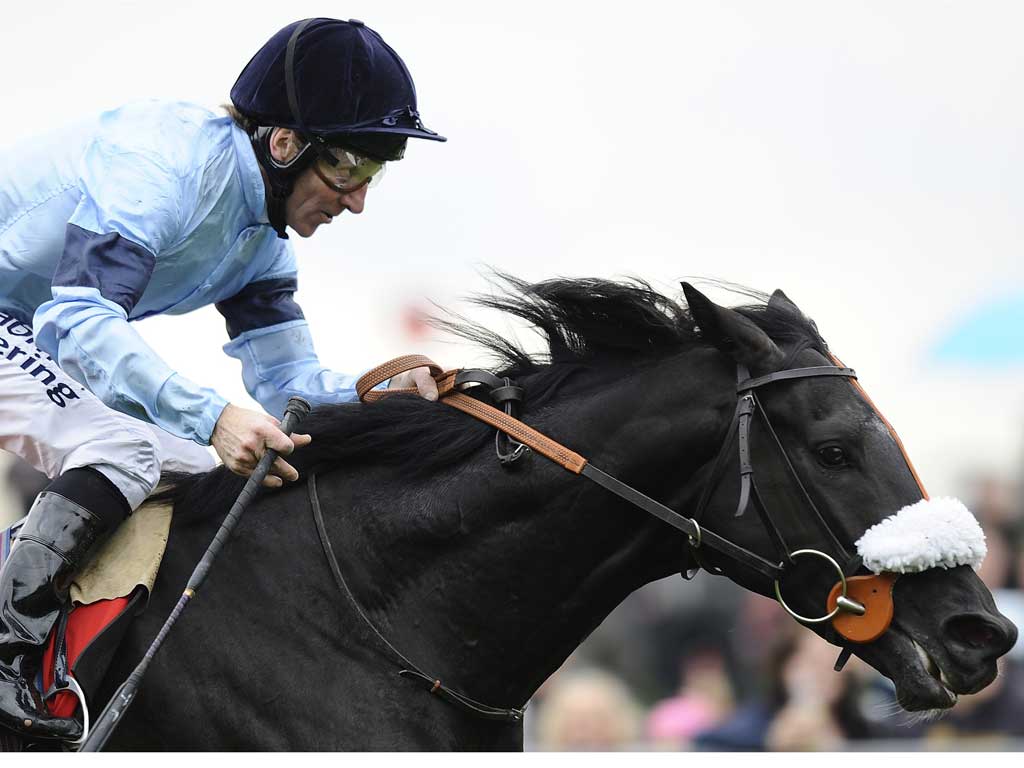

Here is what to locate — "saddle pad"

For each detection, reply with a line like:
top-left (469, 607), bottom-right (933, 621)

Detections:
top-left (39, 497), bottom-right (173, 719)
top-left (70, 498), bottom-right (172, 606)
top-left (42, 593), bottom-right (135, 718)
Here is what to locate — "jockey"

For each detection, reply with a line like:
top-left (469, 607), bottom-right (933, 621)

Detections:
top-left (0, 17), bottom-right (443, 741)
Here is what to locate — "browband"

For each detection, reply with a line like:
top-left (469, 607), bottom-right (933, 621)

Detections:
top-left (739, 366), bottom-right (857, 392)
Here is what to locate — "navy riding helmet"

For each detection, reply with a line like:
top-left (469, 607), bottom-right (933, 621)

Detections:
top-left (231, 18), bottom-right (446, 236)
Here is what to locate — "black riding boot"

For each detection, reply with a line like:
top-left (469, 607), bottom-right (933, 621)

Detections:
top-left (0, 469), bottom-right (129, 741)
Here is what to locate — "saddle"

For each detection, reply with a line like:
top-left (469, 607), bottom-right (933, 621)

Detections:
top-left (0, 499), bottom-right (171, 744)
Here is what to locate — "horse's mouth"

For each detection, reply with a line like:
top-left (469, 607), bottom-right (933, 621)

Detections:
top-left (862, 624), bottom-right (960, 711)
top-left (910, 638), bottom-right (957, 706)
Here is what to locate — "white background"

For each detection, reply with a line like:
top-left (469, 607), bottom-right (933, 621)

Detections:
top-left (3, 0), bottom-right (1023, 497)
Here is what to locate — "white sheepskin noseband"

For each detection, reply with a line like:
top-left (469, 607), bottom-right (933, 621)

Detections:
top-left (855, 497), bottom-right (987, 574)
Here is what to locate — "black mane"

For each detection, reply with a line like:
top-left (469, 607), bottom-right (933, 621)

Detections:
top-left (162, 275), bottom-right (828, 522)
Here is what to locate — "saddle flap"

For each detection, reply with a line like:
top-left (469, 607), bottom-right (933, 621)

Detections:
top-left (42, 589), bottom-right (145, 718)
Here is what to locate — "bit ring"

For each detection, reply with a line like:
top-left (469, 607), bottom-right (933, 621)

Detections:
top-left (774, 549), bottom-right (849, 624)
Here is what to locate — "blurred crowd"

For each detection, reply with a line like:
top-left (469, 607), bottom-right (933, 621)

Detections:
top-left (2, 457), bottom-right (1022, 752)
top-left (524, 471), bottom-right (1024, 752)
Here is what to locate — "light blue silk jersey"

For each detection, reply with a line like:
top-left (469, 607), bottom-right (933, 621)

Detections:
top-left (0, 100), bottom-right (361, 444)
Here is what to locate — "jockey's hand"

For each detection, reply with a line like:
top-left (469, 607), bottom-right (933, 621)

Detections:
top-left (387, 366), bottom-right (438, 400)
top-left (210, 403), bottom-right (313, 488)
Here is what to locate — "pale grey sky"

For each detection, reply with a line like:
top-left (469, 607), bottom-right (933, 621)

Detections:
top-left (4, 0), bottom-right (1023, 496)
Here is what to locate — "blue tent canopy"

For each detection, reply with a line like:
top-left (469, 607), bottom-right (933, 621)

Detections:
top-left (930, 291), bottom-right (1024, 366)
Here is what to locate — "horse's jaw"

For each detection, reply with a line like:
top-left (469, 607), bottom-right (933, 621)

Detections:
top-left (859, 624), bottom-right (962, 711)
top-left (839, 566), bottom-right (1016, 711)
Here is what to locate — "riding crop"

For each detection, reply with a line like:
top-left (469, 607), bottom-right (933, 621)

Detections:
top-left (80, 396), bottom-right (312, 752)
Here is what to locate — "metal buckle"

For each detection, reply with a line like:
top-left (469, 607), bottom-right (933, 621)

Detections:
top-left (496, 433), bottom-right (529, 466)
top-left (687, 519), bottom-right (702, 549)
top-left (774, 549), bottom-right (865, 624)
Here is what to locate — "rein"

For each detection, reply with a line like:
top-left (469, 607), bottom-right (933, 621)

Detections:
top-left (357, 357), bottom-right (785, 579)
top-left (318, 354), bottom-right (893, 722)
top-left (308, 473), bottom-right (525, 723)
top-left (357, 356), bottom-right (871, 598)
top-left (368, 356), bottom-right (898, 641)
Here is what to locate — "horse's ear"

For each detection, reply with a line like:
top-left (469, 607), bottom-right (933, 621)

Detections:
top-left (769, 287), bottom-right (822, 336)
top-left (682, 282), bottom-right (784, 372)
top-left (768, 288), bottom-right (801, 316)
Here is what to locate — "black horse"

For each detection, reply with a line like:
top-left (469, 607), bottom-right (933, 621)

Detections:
top-left (96, 277), bottom-right (1016, 750)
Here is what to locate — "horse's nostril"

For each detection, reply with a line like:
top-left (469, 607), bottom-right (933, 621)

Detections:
top-left (946, 614), bottom-right (1001, 650)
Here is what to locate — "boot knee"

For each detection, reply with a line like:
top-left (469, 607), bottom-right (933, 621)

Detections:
top-left (37, 468), bottom-right (130, 533)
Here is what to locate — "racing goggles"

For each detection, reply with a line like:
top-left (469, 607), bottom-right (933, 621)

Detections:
top-left (311, 145), bottom-right (386, 194)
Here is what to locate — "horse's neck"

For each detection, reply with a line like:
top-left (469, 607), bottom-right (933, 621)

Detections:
top-left (330, 352), bottom-right (733, 709)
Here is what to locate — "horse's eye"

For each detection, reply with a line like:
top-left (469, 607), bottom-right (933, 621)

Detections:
top-left (818, 445), bottom-right (847, 467)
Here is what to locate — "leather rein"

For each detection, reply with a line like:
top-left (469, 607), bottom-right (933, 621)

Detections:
top-left (308, 472), bottom-right (526, 722)
top-left (306, 354), bottom-right (888, 723)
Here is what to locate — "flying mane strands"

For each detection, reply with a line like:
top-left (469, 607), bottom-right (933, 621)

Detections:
top-left (161, 274), bottom-right (828, 520)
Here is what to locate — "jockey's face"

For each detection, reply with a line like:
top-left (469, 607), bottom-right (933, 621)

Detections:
top-left (286, 163), bottom-right (367, 237)
top-left (268, 128), bottom-right (368, 238)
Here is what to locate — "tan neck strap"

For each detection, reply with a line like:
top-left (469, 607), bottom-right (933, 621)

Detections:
top-left (355, 356), bottom-right (587, 474)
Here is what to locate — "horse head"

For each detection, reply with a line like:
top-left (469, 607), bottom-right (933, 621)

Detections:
top-left (679, 282), bottom-right (1017, 712)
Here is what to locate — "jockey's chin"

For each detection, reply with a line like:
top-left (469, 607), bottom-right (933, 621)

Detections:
top-left (285, 167), bottom-right (367, 237)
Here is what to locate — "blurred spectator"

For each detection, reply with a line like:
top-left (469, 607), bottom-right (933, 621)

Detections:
top-left (571, 570), bottom-right (749, 706)
top-left (6, 458), bottom-right (47, 514)
top-left (692, 623), bottom-right (912, 751)
top-left (966, 473), bottom-right (1020, 530)
top-left (967, 474), bottom-right (1022, 589)
top-left (921, 658), bottom-right (1024, 747)
top-left (533, 668), bottom-right (643, 751)
top-left (0, 454), bottom-right (47, 528)
top-left (969, 475), bottom-right (1024, 663)
top-left (763, 628), bottom-right (871, 751)
top-left (730, 589), bottom-right (791, 693)
top-left (645, 646), bottom-right (734, 749)
top-left (1014, 529), bottom-right (1024, 592)
top-left (978, 523), bottom-right (1014, 591)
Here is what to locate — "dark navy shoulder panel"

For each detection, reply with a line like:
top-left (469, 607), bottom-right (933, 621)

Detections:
top-left (215, 277), bottom-right (305, 339)
top-left (55, 224), bottom-right (157, 315)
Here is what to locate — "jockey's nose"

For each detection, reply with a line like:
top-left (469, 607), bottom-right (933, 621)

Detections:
top-left (340, 184), bottom-right (367, 214)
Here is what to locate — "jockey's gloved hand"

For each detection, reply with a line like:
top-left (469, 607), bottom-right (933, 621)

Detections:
top-left (210, 404), bottom-right (312, 487)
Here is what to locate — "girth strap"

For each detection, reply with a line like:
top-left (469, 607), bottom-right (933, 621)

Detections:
top-left (308, 473), bottom-right (525, 723)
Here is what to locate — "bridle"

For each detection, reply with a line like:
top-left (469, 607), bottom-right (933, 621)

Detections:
top-left (686, 361), bottom-right (867, 619)
top-left (306, 353), bottom-right (900, 723)
top-left (574, 358), bottom-right (894, 638)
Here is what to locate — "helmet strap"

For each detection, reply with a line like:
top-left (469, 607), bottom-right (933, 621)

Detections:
top-left (249, 126), bottom-right (316, 239)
